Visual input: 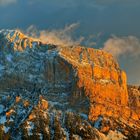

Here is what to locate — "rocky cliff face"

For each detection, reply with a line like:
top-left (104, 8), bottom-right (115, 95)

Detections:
top-left (0, 30), bottom-right (140, 140)
top-left (59, 47), bottom-right (129, 120)
top-left (128, 85), bottom-right (140, 119)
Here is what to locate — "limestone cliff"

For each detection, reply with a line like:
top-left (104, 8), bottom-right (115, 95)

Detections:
top-left (59, 47), bottom-right (129, 120)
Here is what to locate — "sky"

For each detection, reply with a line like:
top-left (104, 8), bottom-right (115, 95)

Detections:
top-left (0, 0), bottom-right (140, 85)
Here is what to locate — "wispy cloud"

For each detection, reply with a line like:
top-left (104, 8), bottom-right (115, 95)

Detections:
top-left (25, 23), bottom-right (98, 47)
top-left (26, 23), bottom-right (85, 47)
top-left (102, 35), bottom-right (140, 85)
top-left (0, 0), bottom-right (17, 6)
top-left (103, 35), bottom-right (140, 58)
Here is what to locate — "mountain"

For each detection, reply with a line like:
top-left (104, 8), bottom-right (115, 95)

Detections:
top-left (0, 29), bottom-right (139, 140)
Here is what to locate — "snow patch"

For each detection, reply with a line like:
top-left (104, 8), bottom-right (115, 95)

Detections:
top-left (79, 113), bottom-right (88, 120)
top-left (26, 121), bottom-right (34, 136)
top-left (0, 115), bottom-right (6, 124)
top-left (3, 126), bottom-right (10, 133)
top-left (6, 54), bottom-right (13, 62)
top-left (94, 116), bottom-right (103, 129)
top-left (0, 64), bottom-right (5, 71)
top-left (38, 133), bottom-right (43, 140)
top-left (0, 104), bottom-right (4, 113)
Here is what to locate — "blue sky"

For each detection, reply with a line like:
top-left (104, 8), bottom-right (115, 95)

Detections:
top-left (0, 0), bottom-right (140, 84)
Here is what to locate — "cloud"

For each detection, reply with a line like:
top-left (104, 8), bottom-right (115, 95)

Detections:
top-left (26, 23), bottom-right (85, 47)
top-left (94, 0), bottom-right (140, 5)
top-left (103, 35), bottom-right (140, 58)
top-left (39, 23), bottom-right (85, 46)
top-left (0, 0), bottom-right (17, 6)
top-left (25, 23), bottom-right (98, 47)
top-left (103, 35), bottom-right (140, 85)
top-left (26, 25), bottom-right (38, 38)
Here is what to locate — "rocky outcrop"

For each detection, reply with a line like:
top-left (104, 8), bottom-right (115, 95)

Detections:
top-left (0, 92), bottom-right (128, 140)
top-left (0, 29), bottom-right (140, 139)
top-left (128, 85), bottom-right (140, 119)
top-left (0, 29), bottom-right (41, 51)
top-left (59, 47), bottom-right (129, 121)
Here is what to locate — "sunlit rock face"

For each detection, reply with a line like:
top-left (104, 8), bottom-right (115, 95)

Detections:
top-left (0, 30), bottom-right (140, 139)
top-left (59, 47), bottom-right (130, 121)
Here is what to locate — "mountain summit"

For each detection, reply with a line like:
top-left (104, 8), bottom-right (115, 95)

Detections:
top-left (0, 30), bottom-right (139, 140)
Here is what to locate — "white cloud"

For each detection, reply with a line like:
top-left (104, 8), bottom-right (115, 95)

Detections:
top-left (0, 0), bottom-right (17, 6)
top-left (103, 35), bottom-right (140, 58)
top-left (102, 35), bottom-right (140, 85)
top-left (26, 23), bottom-right (85, 47)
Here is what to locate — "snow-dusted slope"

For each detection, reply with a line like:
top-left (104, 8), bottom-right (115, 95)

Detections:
top-left (0, 29), bottom-right (40, 51)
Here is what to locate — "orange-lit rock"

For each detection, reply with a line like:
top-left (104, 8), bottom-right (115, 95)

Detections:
top-left (6, 109), bottom-right (14, 117)
top-left (23, 100), bottom-right (30, 107)
top-left (28, 113), bottom-right (36, 121)
top-left (16, 96), bottom-right (21, 103)
top-left (59, 46), bottom-right (130, 121)
top-left (38, 98), bottom-right (48, 110)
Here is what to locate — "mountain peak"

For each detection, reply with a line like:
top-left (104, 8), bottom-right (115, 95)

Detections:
top-left (0, 29), bottom-right (139, 139)
top-left (0, 29), bottom-right (41, 51)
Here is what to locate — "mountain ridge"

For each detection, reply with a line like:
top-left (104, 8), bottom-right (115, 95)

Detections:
top-left (0, 29), bottom-right (139, 140)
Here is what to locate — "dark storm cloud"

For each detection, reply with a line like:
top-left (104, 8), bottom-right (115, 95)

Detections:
top-left (0, 0), bottom-right (140, 35)
top-left (0, 0), bottom-right (140, 84)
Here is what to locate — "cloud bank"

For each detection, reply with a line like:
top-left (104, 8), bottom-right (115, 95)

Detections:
top-left (103, 35), bottom-right (140, 58)
top-left (0, 0), bottom-right (17, 6)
